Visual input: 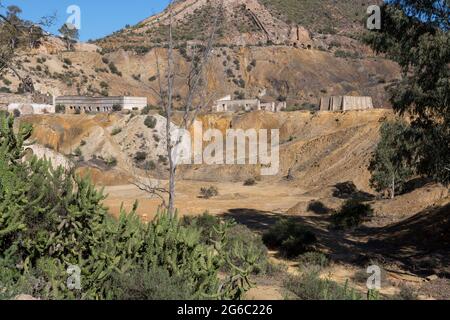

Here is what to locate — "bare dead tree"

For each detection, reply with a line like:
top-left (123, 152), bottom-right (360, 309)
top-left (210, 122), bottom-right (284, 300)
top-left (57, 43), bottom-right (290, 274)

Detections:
top-left (136, 0), bottom-right (223, 217)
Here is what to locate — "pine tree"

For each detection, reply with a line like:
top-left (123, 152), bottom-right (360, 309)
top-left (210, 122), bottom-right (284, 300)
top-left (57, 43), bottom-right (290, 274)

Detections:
top-left (369, 121), bottom-right (415, 198)
top-left (365, 0), bottom-right (449, 185)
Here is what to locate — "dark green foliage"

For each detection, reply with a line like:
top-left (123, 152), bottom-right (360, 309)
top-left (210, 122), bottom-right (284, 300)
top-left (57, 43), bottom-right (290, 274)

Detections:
top-left (286, 103), bottom-right (318, 112)
top-left (243, 178), bottom-right (256, 186)
top-left (263, 219), bottom-right (316, 258)
top-left (334, 50), bottom-right (361, 59)
top-left (143, 160), bottom-right (156, 171)
top-left (144, 116), bottom-right (157, 129)
top-left (55, 104), bottom-right (66, 114)
top-left (307, 201), bottom-right (331, 215)
top-left (134, 151), bottom-right (147, 162)
top-left (59, 23), bottom-right (79, 51)
top-left (106, 157), bottom-right (117, 168)
top-left (0, 114), bottom-right (255, 300)
top-left (158, 155), bottom-right (168, 165)
top-left (109, 62), bottom-right (122, 76)
top-left (73, 147), bottom-right (82, 157)
top-left (182, 213), bottom-right (270, 276)
top-left (284, 271), bottom-right (363, 300)
top-left (260, 0), bottom-right (368, 34)
top-left (332, 200), bottom-right (373, 230)
top-left (2, 78), bottom-right (12, 86)
top-left (63, 58), bottom-right (72, 66)
top-left (106, 267), bottom-right (194, 300)
top-left (369, 121), bottom-right (415, 198)
top-left (111, 127), bottom-right (122, 136)
top-left (112, 104), bottom-right (122, 112)
top-left (364, 1), bottom-right (450, 185)
top-left (100, 81), bottom-right (109, 89)
top-left (200, 186), bottom-right (219, 199)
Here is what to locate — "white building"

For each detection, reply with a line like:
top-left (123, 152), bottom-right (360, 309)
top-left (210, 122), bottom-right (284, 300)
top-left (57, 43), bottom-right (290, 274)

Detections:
top-left (54, 96), bottom-right (148, 113)
top-left (212, 95), bottom-right (286, 113)
top-left (8, 103), bottom-right (55, 115)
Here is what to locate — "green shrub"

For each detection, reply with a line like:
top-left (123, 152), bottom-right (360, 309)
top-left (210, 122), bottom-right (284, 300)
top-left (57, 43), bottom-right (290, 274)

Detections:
top-left (111, 127), bottom-right (122, 136)
top-left (144, 116), bottom-right (157, 129)
top-left (263, 219), bottom-right (316, 258)
top-left (134, 151), bottom-right (147, 162)
top-left (307, 201), bottom-right (331, 215)
top-left (285, 271), bottom-right (363, 300)
top-left (0, 114), bottom-right (257, 300)
top-left (394, 285), bottom-right (419, 300)
top-left (73, 147), bottom-right (82, 157)
top-left (141, 105), bottom-right (151, 115)
top-left (106, 267), bottom-right (194, 300)
top-left (143, 160), bottom-right (156, 171)
top-left (244, 178), bottom-right (256, 186)
top-left (158, 155), bottom-right (168, 165)
top-left (112, 104), bottom-right (122, 112)
top-left (297, 252), bottom-right (330, 271)
top-left (106, 157), bottom-right (118, 168)
top-left (109, 62), bottom-right (122, 76)
top-left (55, 104), bottom-right (66, 114)
top-left (183, 213), bottom-right (270, 275)
top-left (200, 186), bottom-right (219, 199)
top-left (332, 200), bottom-right (373, 230)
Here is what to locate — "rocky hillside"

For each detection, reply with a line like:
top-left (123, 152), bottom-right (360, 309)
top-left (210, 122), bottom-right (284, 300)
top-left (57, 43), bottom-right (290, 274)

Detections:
top-left (21, 109), bottom-right (394, 190)
top-left (1, 0), bottom-right (400, 108)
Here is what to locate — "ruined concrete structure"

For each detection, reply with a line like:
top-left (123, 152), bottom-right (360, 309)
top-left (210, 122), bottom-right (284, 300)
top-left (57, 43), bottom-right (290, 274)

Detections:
top-left (0, 93), bottom-right (52, 109)
top-left (7, 103), bottom-right (55, 115)
top-left (319, 96), bottom-right (374, 112)
top-left (212, 95), bottom-right (286, 113)
top-left (55, 96), bottom-right (147, 113)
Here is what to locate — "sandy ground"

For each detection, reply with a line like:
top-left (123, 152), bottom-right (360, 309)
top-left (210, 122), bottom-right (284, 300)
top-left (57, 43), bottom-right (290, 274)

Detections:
top-left (103, 179), bottom-right (311, 221)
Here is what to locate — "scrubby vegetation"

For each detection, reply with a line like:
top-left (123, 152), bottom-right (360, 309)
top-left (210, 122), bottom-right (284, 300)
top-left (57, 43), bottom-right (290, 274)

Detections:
top-left (297, 252), bottom-right (330, 271)
top-left (243, 178), bottom-right (256, 186)
top-left (111, 127), bottom-right (122, 136)
top-left (200, 186), bottom-right (219, 199)
top-left (183, 213), bottom-right (271, 275)
top-left (331, 200), bottom-right (373, 230)
top-left (369, 121), bottom-right (415, 199)
top-left (263, 218), bottom-right (316, 258)
top-left (284, 271), bottom-right (374, 300)
top-left (0, 115), bottom-right (257, 300)
top-left (144, 116), bottom-right (157, 129)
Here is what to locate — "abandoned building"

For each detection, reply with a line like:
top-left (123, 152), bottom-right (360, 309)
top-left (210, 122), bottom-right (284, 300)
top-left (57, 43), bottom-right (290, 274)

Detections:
top-left (54, 96), bottom-right (148, 113)
top-left (7, 103), bottom-right (55, 115)
top-left (212, 95), bottom-right (286, 113)
top-left (319, 96), bottom-right (374, 112)
top-left (1, 93), bottom-right (55, 115)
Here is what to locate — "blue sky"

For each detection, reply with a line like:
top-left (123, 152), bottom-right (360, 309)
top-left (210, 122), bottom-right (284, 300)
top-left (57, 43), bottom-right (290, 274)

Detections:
top-left (0, 0), bottom-right (170, 41)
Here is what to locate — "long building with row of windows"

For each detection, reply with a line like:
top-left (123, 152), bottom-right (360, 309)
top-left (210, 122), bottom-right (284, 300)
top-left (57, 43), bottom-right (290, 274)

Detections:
top-left (54, 96), bottom-right (148, 113)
